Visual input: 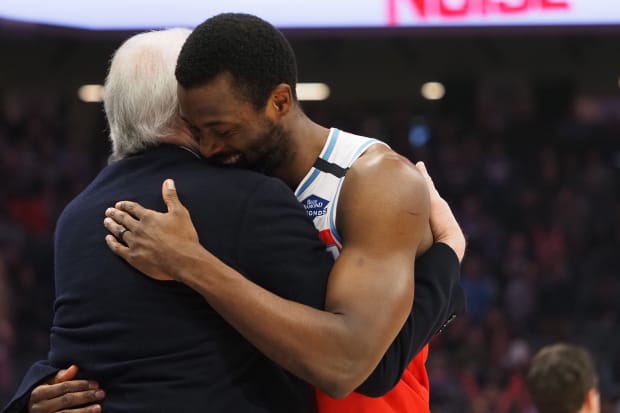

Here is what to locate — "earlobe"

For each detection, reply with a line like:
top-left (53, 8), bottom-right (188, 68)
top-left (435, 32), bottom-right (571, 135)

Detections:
top-left (268, 83), bottom-right (293, 119)
top-left (584, 388), bottom-right (600, 413)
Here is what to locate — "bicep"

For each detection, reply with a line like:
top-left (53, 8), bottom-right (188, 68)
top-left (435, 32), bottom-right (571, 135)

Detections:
top-left (324, 158), bottom-right (431, 351)
top-left (325, 244), bottom-right (414, 341)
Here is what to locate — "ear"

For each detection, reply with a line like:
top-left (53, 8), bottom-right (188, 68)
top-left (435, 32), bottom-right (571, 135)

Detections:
top-left (583, 388), bottom-right (600, 413)
top-left (265, 83), bottom-right (294, 121)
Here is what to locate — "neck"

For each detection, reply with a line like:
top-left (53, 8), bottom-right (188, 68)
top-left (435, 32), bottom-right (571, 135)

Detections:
top-left (270, 108), bottom-right (330, 190)
top-left (577, 388), bottom-right (600, 413)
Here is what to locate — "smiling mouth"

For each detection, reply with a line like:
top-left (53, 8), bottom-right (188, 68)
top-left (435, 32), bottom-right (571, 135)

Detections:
top-left (210, 152), bottom-right (244, 167)
top-left (221, 153), bottom-right (242, 165)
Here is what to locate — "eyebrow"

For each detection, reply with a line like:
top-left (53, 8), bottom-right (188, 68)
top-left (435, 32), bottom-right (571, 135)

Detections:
top-left (201, 120), bottom-right (227, 128)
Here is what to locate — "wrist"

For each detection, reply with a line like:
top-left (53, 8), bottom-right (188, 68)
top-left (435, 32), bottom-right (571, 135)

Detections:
top-left (435, 235), bottom-right (465, 263)
top-left (173, 246), bottom-right (232, 300)
top-left (170, 243), bottom-right (212, 282)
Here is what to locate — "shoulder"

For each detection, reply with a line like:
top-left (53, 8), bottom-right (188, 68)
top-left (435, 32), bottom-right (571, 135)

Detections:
top-left (341, 144), bottom-right (428, 208)
top-left (176, 163), bottom-right (302, 222)
top-left (334, 145), bottom-right (430, 246)
top-left (176, 161), bottom-right (288, 199)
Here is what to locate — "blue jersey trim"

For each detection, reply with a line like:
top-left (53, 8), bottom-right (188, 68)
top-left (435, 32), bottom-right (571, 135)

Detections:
top-left (295, 169), bottom-right (320, 198)
top-left (330, 137), bottom-right (381, 244)
top-left (329, 178), bottom-right (345, 245)
top-left (321, 128), bottom-right (340, 161)
top-left (350, 138), bottom-right (381, 163)
top-left (295, 129), bottom-right (340, 197)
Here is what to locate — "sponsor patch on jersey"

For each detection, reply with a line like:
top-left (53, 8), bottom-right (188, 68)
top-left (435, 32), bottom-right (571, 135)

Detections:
top-left (301, 194), bottom-right (329, 218)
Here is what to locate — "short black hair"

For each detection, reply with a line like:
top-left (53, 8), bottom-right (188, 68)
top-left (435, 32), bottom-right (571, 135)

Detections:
top-left (526, 343), bottom-right (598, 413)
top-left (176, 13), bottom-right (298, 109)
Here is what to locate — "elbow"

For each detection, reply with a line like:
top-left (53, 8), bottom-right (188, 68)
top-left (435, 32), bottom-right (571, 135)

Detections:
top-left (318, 376), bottom-right (358, 400)
top-left (324, 377), bottom-right (395, 400)
top-left (321, 386), bottom-right (351, 400)
top-left (313, 354), bottom-right (374, 399)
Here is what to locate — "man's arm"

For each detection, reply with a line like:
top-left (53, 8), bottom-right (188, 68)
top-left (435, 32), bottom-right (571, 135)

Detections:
top-left (356, 161), bottom-right (467, 395)
top-left (304, 150), bottom-right (432, 392)
top-left (104, 151), bottom-right (430, 398)
top-left (357, 242), bottom-right (465, 396)
top-left (21, 161), bottom-right (467, 409)
top-left (229, 153), bottom-right (432, 397)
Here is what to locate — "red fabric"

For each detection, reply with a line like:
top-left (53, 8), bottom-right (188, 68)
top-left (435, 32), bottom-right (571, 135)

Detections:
top-left (318, 229), bottom-right (337, 246)
top-left (316, 345), bottom-right (430, 413)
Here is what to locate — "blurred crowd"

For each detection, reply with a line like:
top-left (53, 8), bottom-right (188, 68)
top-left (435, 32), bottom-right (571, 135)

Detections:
top-left (0, 93), bottom-right (109, 406)
top-left (0, 87), bottom-right (618, 412)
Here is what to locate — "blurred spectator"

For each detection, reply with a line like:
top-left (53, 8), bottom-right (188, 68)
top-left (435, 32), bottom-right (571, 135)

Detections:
top-left (0, 255), bottom-right (14, 397)
top-left (1, 81), bottom-right (618, 411)
top-left (0, 95), bottom-right (105, 405)
top-left (526, 343), bottom-right (600, 413)
top-left (461, 252), bottom-right (496, 325)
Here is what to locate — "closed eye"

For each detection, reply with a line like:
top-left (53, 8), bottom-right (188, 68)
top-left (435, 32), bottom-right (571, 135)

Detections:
top-left (189, 126), bottom-right (202, 140)
top-left (211, 128), bottom-right (235, 139)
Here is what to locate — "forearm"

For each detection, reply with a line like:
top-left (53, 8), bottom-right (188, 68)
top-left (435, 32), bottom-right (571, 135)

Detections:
top-left (356, 242), bottom-right (464, 396)
top-left (398, 242), bottom-right (464, 351)
top-left (174, 247), bottom-right (376, 398)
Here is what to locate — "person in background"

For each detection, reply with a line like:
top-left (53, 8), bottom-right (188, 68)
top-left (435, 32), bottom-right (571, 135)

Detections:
top-left (526, 343), bottom-right (600, 413)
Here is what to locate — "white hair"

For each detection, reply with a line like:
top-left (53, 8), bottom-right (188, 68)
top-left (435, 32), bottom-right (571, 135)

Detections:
top-left (104, 28), bottom-right (191, 160)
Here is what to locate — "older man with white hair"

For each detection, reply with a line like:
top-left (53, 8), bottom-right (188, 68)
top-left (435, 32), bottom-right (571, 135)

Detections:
top-left (5, 23), bottom-right (466, 413)
top-left (2, 28), bottom-right (333, 413)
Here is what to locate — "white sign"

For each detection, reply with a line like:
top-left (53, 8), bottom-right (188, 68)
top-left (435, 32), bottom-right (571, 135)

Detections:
top-left (0, 0), bottom-right (618, 30)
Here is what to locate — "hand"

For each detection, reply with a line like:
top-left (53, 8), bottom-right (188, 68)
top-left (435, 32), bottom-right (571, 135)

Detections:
top-left (415, 162), bottom-right (466, 262)
top-left (28, 365), bottom-right (104, 413)
top-left (103, 179), bottom-right (202, 281)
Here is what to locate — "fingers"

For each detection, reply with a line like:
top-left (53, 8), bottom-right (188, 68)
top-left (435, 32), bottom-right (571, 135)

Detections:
top-left (103, 217), bottom-right (134, 246)
top-left (415, 162), bottom-right (466, 262)
top-left (161, 179), bottom-right (181, 213)
top-left (114, 200), bottom-right (149, 220)
top-left (415, 161), bottom-right (439, 197)
top-left (105, 234), bottom-right (131, 259)
top-left (51, 405), bottom-right (101, 413)
top-left (30, 379), bottom-right (102, 403)
top-left (52, 365), bottom-right (79, 384)
top-left (30, 381), bottom-right (104, 413)
top-left (55, 405), bottom-right (101, 413)
top-left (105, 206), bottom-right (140, 232)
top-left (33, 392), bottom-right (103, 413)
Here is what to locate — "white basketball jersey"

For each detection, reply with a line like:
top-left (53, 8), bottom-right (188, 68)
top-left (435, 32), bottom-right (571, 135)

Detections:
top-left (294, 128), bottom-right (387, 259)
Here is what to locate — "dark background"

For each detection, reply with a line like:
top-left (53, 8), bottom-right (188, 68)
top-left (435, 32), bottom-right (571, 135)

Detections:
top-left (1, 20), bottom-right (619, 412)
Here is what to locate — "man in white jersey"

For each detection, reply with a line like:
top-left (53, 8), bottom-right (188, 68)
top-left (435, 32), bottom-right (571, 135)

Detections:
top-left (99, 13), bottom-right (466, 413)
top-left (294, 129), bottom-right (390, 261)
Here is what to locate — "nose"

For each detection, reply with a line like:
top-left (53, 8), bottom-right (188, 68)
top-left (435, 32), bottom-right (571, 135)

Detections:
top-left (199, 137), bottom-right (226, 158)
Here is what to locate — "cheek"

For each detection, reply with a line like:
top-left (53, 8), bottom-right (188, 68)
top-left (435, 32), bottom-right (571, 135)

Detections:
top-left (230, 128), bottom-right (264, 151)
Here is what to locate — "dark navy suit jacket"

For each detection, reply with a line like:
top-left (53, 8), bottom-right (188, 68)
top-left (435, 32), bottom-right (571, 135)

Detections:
top-left (5, 145), bottom-right (333, 413)
top-left (3, 144), bottom-right (465, 412)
